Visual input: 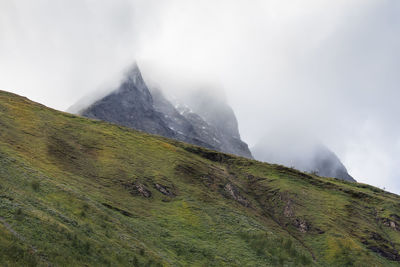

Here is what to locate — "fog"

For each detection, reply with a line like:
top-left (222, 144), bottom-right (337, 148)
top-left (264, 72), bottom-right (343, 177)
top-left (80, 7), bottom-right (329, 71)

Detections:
top-left (1, 0), bottom-right (399, 193)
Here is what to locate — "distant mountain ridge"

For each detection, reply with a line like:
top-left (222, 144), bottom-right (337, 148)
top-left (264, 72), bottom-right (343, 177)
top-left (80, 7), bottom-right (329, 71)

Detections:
top-left (77, 63), bottom-right (253, 158)
top-left (252, 138), bottom-right (356, 182)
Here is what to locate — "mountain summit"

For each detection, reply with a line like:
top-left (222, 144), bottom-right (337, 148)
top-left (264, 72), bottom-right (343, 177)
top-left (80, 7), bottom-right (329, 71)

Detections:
top-left (77, 63), bottom-right (253, 158)
top-left (79, 63), bottom-right (174, 137)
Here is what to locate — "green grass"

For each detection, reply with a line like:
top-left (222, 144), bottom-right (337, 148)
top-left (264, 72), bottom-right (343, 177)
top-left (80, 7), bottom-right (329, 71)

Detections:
top-left (0, 90), bottom-right (400, 266)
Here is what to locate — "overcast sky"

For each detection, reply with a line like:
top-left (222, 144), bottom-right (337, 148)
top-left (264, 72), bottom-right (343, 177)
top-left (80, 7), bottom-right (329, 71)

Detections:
top-left (1, 0), bottom-right (399, 194)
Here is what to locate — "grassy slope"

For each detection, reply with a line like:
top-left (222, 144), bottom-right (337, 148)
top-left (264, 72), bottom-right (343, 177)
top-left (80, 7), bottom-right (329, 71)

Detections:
top-left (0, 90), bottom-right (400, 266)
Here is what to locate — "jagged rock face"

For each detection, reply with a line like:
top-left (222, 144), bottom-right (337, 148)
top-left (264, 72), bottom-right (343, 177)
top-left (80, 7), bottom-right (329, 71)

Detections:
top-left (150, 88), bottom-right (214, 150)
top-left (78, 64), bottom-right (252, 158)
top-left (80, 64), bottom-right (174, 138)
top-left (151, 88), bottom-right (252, 158)
top-left (252, 139), bottom-right (356, 182)
top-left (179, 90), bottom-right (241, 139)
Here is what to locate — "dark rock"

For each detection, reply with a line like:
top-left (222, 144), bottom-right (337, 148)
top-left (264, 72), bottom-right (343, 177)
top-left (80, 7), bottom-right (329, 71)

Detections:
top-left (293, 218), bottom-right (310, 233)
top-left (164, 89), bottom-right (252, 158)
top-left (183, 146), bottom-right (235, 163)
top-left (75, 63), bottom-right (252, 159)
top-left (123, 182), bottom-right (152, 198)
top-left (0, 195), bottom-right (14, 201)
top-left (80, 64), bottom-right (174, 138)
top-left (134, 184), bottom-right (152, 198)
top-left (102, 203), bottom-right (134, 217)
top-left (371, 232), bottom-right (385, 242)
top-left (368, 246), bottom-right (400, 262)
top-left (154, 183), bottom-right (175, 197)
top-left (363, 231), bottom-right (400, 261)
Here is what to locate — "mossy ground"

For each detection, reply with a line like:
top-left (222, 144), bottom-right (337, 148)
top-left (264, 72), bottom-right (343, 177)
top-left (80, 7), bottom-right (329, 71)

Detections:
top-left (0, 90), bottom-right (399, 266)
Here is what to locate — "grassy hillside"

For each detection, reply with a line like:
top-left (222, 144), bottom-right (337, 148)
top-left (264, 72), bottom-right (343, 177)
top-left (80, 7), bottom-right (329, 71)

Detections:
top-left (0, 90), bottom-right (400, 266)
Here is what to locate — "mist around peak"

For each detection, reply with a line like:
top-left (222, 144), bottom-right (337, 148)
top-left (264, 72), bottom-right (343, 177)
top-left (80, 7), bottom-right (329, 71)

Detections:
top-left (252, 131), bottom-right (355, 182)
top-left (73, 62), bottom-right (253, 158)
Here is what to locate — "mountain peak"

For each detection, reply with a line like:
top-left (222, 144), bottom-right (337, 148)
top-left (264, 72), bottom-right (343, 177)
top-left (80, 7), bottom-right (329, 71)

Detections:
top-left (75, 63), bottom-right (253, 158)
top-left (79, 64), bottom-right (173, 136)
top-left (115, 62), bottom-right (150, 98)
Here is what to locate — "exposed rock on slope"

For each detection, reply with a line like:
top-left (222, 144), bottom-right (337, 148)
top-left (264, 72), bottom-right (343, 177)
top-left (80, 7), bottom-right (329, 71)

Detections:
top-left (78, 63), bottom-right (252, 158)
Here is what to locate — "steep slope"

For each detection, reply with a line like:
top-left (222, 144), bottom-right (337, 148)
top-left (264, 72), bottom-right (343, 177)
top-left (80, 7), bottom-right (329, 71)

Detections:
top-left (78, 64), bottom-right (252, 158)
top-left (253, 136), bottom-right (355, 182)
top-left (1, 90), bottom-right (400, 266)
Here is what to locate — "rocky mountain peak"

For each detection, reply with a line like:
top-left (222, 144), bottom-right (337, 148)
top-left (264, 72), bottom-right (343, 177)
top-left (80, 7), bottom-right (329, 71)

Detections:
top-left (79, 64), bottom-right (173, 137)
top-left (122, 63), bottom-right (150, 97)
top-left (75, 63), bottom-right (253, 158)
